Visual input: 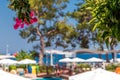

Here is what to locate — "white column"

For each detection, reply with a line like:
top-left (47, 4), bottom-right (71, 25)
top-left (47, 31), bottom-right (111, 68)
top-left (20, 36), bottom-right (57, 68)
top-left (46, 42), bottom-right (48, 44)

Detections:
top-left (50, 52), bottom-right (53, 66)
top-left (114, 52), bottom-right (117, 63)
top-left (46, 53), bottom-right (48, 66)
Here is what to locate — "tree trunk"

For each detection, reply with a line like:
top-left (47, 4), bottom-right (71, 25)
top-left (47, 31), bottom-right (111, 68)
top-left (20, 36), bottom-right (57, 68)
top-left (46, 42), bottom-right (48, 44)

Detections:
top-left (36, 26), bottom-right (45, 65)
top-left (106, 53), bottom-right (109, 62)
top-left (38, 35), bottom-right (49, 75)
top-left (38, 35), bottom-right (44, 65)
top-left (98, 44), bottom-right (103, 59)
top-left (110, 45), bottom-right (115, 62)
top-left (36, 26), bottom-right (49, 74)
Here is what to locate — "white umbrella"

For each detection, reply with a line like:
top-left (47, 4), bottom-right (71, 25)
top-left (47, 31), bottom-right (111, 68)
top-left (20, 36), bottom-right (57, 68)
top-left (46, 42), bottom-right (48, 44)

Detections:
top-left (86, 57), bottom-right (104, 62)
top-left (115, 58), bottom-right (120, 62)
top-left (0, 70), bottom-right (30, 80)
top-left (0, 59), bottom-right (18, 65)
top-left (18, 59), bottom-right (36, 64)
top-left (59, 57), bottom-right (72, 63)
top-left (45, 50), bottom-right (65, 55)
top-left (110, 58), bottom-right (120, 63)
top-left (0, 55), bottom-right (15, 59)
top-left (69, 68), bottom-right (120, 80)
top-left (71, 57), bottom-right (85, 62)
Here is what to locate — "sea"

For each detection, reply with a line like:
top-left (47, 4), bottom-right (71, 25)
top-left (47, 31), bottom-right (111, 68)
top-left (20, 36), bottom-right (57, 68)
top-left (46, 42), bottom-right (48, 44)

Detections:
top-left (35, 53), bottom-right (120, 66)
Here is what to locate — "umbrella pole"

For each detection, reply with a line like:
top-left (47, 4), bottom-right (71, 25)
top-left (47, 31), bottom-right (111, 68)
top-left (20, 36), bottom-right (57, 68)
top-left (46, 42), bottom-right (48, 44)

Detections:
top-left (50, 53), bottom-right (53, 66)
top-left (113, 52), bottom-right (117, 63)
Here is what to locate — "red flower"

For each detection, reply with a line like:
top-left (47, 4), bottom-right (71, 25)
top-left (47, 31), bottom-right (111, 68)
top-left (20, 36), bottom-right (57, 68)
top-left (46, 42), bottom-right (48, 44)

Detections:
top-left (30, 19), bottom-right (34, 24)
top-left (30, 11), bottom-right (34, 17)
top-left (21, 23), bottom-right (24, 28)
top-left (30, 17), bottom-right (38, 24)
top-left (24, 18), bottom-right (30, 25)
top-left (32, 17), bottom-right (37, 22)
top-left (14, 23), bottom-right (19, 30)
top-left (14, 11), bottom-right (38, 30)
top-left (13, 52), bottom-right (18, 57)
top-left (15, 18), bottom-right (22, 24)
top-left (29, 11), bottom-right (38, 24)
top-left (14, 18), bottom-right (23, 30)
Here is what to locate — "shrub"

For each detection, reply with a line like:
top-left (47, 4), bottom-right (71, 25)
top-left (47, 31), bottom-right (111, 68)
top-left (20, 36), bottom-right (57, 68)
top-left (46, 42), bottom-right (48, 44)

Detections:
top-left (77, 63), bottom-right (91, 68)
top-left (9, 65), bottom-right (17, 71)
top-left (106, 64), bottom-right (117, 71)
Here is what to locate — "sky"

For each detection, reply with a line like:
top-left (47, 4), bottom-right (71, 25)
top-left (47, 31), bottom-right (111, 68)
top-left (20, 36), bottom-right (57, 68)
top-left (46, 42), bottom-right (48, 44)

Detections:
top-left (0, 0), bottom-right (80, 54)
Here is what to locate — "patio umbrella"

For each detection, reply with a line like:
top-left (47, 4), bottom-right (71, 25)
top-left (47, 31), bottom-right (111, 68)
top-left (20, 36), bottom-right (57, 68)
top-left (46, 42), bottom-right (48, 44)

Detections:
top-left (0, 70), bottom-right (30, 80)
top-left (71, 57), bottom-right (85, 62)
top-left (0, 59), bottom-right (18, 65)
top-left (59, 57), bottom-right (72, 63)
top-left (18, 59), bottom-right (36, 64)
top-left (0, 55), bottom-right (15, 59)
top-left (69, 68), bottom-right (120, 80)
top-left (45, 49), bottom-right (67, 55)
top-left (115, 58), bottom-right (120, 62)
top-left (86, 57), bottom-right (104, 62)
top-left (110, 58), bottom-right (120, 63)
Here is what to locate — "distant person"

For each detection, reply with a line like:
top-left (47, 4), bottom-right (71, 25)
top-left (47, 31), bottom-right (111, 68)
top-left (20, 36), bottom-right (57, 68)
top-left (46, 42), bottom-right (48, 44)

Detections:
top-left (101, 63), bottom-right (105, 69)
top-left (55, 64), bottom-right (58, 72)
top-left (28, 65), bottom-right (32, 73)
top-left (55, 64), bottom-right (60, 77)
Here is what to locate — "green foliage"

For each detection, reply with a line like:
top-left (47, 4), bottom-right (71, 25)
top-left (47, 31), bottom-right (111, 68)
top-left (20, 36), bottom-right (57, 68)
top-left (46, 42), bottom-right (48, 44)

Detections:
top-left (15, 50), bottom-right (34, 61)
top-left (9, 65), bottom-right (17, 71)
top-left (9, 0), bottom-right (31, 22)
top-left (77, 63), bottom-right (91, 68)
top-left (106, 64), bottom-right (117, 71)
top-left (29, 50), bottom-right (39, 58)
top-left (55, 21), bottom-right (78, 42)
top-left (17, 64), bottom-right (26, 69)
top-left (17, 0), bottom-right (78, 50)
top-left (34, 65), bottom-right (53, 73)
top-left (105, 64), bottom-right (120, 72)
top-left (36, 65), bottom-right (40, 73)
top-left (83, 0), bottom-right (120, 47)
top-left (39, 66), bottom-right (46, 73)
top-left (19, 26), bottom-right (37, 43)
top-left (68, 1), bottom-right (104, 49)
top-left (116, 64), bottom-right (120, 67)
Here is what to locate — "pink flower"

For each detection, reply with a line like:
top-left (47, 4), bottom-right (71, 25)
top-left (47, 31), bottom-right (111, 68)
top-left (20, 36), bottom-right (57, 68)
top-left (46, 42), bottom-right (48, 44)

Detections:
top-left (15, 18), bottom-right (22, 24)
top-left (30, 11), bottom-right (34, 17)
top-left (29, 11), bottom-right (38, 24)
top-left (24, 18), bottom-right (30, 25)
top-left (30, 17), bottom-right (38, 24)
top-left (32, 17), bottom-right (37, 22)
top-left (14, 23), bottom-right (19, 30)
top-left (14, 11), bottom-right (38, 30)
top-left (20, 23), bottom-right (24, 28)
top-left (30, 19), bottom-right (34, 24)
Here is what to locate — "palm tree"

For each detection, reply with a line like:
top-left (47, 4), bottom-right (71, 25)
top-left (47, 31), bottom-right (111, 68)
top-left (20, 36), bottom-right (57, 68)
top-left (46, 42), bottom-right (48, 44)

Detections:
top-left (15, 50), bottom-right (33, 61)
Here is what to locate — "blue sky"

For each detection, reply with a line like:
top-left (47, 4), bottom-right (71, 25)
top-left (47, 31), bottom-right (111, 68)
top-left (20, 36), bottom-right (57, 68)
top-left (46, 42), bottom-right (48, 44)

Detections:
top-left (0, 0), bottom-right (79, 54)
